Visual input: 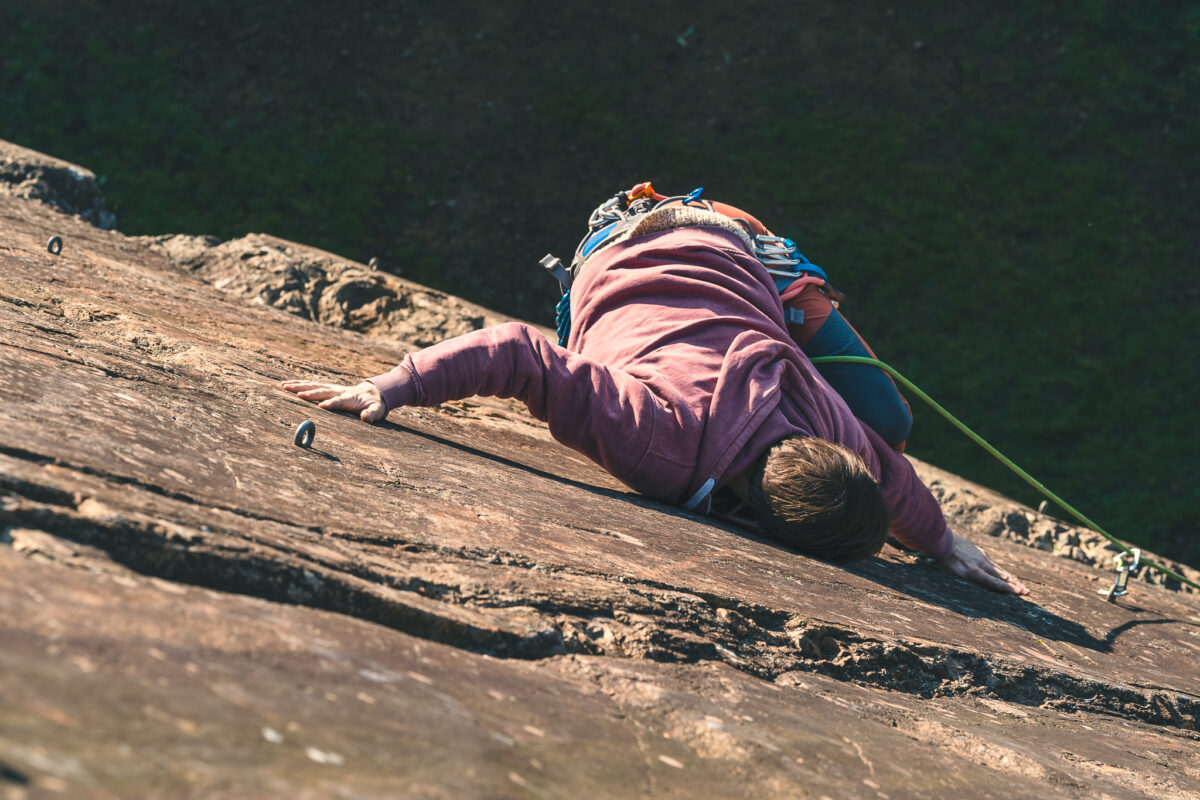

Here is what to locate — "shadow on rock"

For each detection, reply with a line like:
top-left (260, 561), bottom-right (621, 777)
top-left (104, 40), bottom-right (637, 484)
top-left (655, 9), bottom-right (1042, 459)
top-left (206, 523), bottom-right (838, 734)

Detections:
top-left (383, 419), bottom-right (1200, 659)
top-left (0, 761), bottom-right (29, 786)
top-left (845, 557), bottom-right (1198, 653)
top-left (390, 420), bottom-right (640, 503)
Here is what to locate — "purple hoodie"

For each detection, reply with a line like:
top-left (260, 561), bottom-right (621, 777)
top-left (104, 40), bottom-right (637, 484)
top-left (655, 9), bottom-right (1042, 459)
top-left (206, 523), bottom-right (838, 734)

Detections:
top-left (370, 226), bottom-right (953, 558)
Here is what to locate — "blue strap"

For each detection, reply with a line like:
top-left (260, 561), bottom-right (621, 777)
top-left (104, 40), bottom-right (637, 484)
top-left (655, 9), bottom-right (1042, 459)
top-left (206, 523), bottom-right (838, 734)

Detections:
top-left (682, 477), bottom-right (716, 510)
top-left (579, 223), bottom-right (620, 260)
top-left (802, 264), bottom-right (828, 281)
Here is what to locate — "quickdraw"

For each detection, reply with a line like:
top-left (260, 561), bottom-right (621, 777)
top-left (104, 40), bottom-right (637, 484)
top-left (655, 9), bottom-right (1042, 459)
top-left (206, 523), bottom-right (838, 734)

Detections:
top-left (754, 235), bottom-right (828, 290)
top-left (1101, 549), bottom-right (1141, 601)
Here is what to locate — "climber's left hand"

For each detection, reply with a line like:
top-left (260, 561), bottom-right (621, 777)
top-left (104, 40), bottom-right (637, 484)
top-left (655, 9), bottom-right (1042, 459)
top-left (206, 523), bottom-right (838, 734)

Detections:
top-left (937, 533), bottom-right (1030, 595)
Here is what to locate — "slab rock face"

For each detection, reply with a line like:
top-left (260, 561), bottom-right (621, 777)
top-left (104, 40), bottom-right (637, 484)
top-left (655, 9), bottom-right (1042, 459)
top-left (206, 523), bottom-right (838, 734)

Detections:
top-left (2, 142), bottom-right (1199, 799)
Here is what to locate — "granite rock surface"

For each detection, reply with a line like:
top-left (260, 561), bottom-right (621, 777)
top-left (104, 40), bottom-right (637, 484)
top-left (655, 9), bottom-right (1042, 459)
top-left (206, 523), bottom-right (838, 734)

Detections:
top-left (2, 143), bottom-right (1198, 799)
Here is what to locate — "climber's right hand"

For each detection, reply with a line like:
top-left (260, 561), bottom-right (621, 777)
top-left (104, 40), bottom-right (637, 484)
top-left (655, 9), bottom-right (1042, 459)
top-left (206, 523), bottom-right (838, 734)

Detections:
top-left (280, 379), bottom-right (387, 424)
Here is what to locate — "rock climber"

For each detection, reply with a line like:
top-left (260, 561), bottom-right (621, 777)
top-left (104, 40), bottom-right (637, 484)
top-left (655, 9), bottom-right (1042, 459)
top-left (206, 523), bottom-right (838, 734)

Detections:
top-left (282, 182), bottom-right (1029, 595)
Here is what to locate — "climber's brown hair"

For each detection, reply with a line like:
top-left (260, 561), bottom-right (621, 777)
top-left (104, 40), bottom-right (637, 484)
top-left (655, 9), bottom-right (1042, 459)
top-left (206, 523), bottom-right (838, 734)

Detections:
top-left (746, 436), bottom-right (889, 562)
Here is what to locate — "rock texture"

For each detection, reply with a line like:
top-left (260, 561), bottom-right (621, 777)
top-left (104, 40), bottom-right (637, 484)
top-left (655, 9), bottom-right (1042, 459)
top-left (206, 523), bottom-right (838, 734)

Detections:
top-left (137, 233), bottom-right (517, 347)
top-left (0, 140), bottom-right (115, 230)
top-left (2, 144), bottom-right (1199, 799)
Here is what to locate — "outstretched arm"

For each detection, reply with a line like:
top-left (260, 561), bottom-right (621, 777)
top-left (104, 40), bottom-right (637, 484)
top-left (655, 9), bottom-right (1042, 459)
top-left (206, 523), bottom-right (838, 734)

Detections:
top-left (936, 531), bottom-right (1029, 594)
top-left (281, 322), bottom-right (684, 499)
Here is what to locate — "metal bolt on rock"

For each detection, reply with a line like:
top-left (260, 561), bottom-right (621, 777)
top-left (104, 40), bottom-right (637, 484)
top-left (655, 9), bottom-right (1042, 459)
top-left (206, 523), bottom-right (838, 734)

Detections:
top-left (294, 420), bottom-right (316, 448)
top-left (47, 235), bottom-right (63, 255)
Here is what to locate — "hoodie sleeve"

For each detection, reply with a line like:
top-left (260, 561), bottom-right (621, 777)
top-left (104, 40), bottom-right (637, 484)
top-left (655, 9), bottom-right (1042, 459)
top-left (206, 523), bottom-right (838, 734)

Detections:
top-left (368, 321), bottom-right (676, 493)
top-left (861, 424), bottom-right (954, 559)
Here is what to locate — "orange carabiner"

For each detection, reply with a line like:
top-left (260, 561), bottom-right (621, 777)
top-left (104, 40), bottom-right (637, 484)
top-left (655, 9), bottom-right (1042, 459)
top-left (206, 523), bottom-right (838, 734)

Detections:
top-left (626, 181), bottom-right (656, 202)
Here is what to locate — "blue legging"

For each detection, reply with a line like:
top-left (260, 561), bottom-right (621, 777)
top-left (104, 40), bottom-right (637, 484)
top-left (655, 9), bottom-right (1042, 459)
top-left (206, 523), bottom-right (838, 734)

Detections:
top-left (802, 308), bottom-right (913, 448)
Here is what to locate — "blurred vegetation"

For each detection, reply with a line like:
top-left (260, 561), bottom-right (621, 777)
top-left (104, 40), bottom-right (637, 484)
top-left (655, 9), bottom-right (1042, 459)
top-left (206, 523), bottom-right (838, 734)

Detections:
top-left (4, 0), bottom-right (1197, 565)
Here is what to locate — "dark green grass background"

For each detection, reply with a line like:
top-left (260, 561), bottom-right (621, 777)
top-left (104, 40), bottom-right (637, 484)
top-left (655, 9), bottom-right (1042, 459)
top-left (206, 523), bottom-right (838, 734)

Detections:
top-left (5, 1), bottom-right (1197, 564)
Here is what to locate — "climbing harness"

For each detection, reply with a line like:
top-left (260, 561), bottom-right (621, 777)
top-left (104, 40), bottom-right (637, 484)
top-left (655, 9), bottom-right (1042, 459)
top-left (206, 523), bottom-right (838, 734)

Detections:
top-left (294, 419), bottom-right (315, 448)
top-left (543, 181), bottom-right (831, 346)
top-left (810, 355), bottom-right (1200, 596)
top-left (47, 235), bottom-right (62, 255)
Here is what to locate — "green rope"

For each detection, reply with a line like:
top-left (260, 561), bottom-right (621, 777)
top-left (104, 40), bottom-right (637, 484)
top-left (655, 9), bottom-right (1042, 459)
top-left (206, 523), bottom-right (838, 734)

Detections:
top-left (810, 355), bottom-right (1200, 592)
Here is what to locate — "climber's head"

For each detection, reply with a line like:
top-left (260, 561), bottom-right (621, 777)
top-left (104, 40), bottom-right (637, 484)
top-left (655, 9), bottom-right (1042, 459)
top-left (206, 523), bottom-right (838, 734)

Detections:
top-left (746, 436), bottom-right (890, 563)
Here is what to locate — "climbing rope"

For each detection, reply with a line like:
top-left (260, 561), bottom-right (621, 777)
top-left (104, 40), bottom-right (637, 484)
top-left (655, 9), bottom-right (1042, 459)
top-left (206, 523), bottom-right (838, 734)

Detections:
top-left (810, 355), bottom-right (1200, 592)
